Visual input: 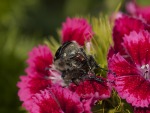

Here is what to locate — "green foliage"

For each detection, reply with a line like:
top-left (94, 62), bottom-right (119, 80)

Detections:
top-left (0, 26), bottom-right (40, 113)
top-left (137, 0), bottom-right (150, 5)
top-left (90, 15), bottom-right (113, 67)
top-left (44, 36), bottom-right (61, 56)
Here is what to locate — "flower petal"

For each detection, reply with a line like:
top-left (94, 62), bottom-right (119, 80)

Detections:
top-left (123, 30), bottom-right (150, 66)
top-left (115, 75), bottom-right (150, 107)
top-left (108, 54), bottom-right (139, 77)
top-left (70, 77), bottom-right (111, 101)
top-left (61, 17), bottom-right (94, 46)
top-left (30, 86), bottom-right (84, 113)
top-left (17, 75), bottom-right (31, 101)
top-left (69, 77), bottom-right (111, 112)
top-left (26, 45), bottom-right (53, 77)
top-left (126, 1), bottom-right (150, 24)
top-left (113, 15), bottom-right (150, 55)
top-left (17, 75), bottom-right (52, 102)
top-left (107, 46), bottom-right (116, 60)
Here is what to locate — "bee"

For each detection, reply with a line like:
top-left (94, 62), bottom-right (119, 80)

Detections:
top-left (54, 41), bottom-right (103, 85)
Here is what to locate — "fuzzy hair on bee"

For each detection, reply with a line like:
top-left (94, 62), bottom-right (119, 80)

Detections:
top-left (54, 41), bottom-right (103, 85)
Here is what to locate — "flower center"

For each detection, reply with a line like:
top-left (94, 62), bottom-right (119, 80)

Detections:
top-left (141, 64), bottom-right (150, 80)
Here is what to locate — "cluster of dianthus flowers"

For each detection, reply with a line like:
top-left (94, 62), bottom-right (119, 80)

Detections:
top-left (17, 1), bottom-right (150, 113)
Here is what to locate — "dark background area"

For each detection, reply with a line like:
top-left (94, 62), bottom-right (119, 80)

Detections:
top-left (0, 0), bottom-right (149, 113)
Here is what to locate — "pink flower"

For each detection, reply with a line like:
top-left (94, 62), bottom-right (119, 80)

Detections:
top-left (112, 15), bottom-right (150, 56)
top-left (61, 17), bottom-right (94, 46)
top-left (26, 45), bottom-right (53, 77)
top-left (70, 77), bottom-right (111, 100)
top-left (17, 45), bottom-right (63, 110)
top-left (69, 77), bottom-right (111, 112)
top-left (126, 1), bottom-right (150, 24)
top-left (108, 30), bottom-right (150, 107)
top-left (17, 75), bottom-right (52, 102)
top-left (29, 86), bottom-right (84, 113)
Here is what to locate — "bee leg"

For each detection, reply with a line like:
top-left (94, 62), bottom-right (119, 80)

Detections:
top-left (72, 78), bottom-right (80, 85)
top-left (77, 69), bottom-right (88, 80)
top-left (83, 73), bottom-right (105, 83)
top-left (88, 76), bottom-right (104, 82)
top-left (61, 71), bottom-right (66, 78)
top-left (88, 55), bottom-right (116, 76)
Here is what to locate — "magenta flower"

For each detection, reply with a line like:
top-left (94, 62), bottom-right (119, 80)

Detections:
top-left (29, 86), bottom-right (84, 113)
top-left (112, 15), bottom-right (150, 56)
top-left (70, 77), bottom-right (111, 100)
top-left (26, 45), bottom-right (53, 77)
top-left (108, 30), bottom-right (150, 107)
top-left (61, 17), bottom-right (94, 46)
top-left (69, 77), bottom-right (111, 112)
top-left (17, 75), bottom-right (52, 102)
top-left (17, 45), bottom-right (62, 110)
top-left (126, 1), bottom-right (150, 24)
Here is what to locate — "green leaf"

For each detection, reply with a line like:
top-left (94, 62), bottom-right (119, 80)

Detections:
top-left (89, 15), bottom-right (113, 67)
top-left (44, 36), bottom-right (61, 55)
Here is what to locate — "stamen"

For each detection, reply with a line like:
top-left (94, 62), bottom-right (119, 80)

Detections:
top-left (141, 64), bottom-right (150, 80)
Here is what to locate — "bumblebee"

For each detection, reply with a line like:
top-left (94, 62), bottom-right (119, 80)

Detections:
top-left (54, 41), bottom-right (102, 85)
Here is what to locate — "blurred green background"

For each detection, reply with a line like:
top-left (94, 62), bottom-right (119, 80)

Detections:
top-left (0, 0), bottom-right (149, 113)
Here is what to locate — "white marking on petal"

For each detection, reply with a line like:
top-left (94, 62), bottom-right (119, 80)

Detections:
top-left (141, 64), bottom-right (150, 80)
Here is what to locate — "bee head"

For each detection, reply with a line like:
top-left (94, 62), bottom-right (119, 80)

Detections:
top-left (54, 41), bottom-right (73, 61)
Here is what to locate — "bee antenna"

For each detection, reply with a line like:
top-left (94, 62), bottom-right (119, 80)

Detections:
top-left (91, 76), bottom-right (104, 82)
